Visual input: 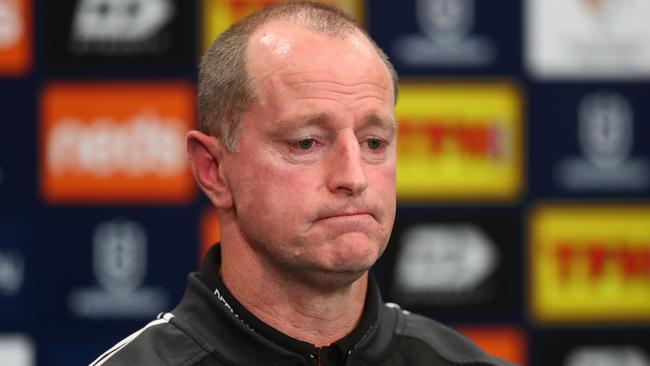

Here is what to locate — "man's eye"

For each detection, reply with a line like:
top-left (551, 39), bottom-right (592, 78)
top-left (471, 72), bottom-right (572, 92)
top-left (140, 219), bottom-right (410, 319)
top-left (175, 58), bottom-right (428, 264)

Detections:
top-left (292, 138), bottom-right (316, 150)
top-left (366, 138), bottom-right (383, 150)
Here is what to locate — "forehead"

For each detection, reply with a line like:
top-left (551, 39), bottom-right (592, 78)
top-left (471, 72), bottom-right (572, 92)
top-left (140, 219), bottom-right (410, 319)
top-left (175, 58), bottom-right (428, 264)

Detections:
top-left (245, 21), bottom-right (393, 95)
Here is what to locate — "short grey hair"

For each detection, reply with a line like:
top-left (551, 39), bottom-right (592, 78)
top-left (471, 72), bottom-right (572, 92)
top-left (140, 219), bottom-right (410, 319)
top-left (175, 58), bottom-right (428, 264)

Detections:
top-left (198, 1), bottom-right (399, 152)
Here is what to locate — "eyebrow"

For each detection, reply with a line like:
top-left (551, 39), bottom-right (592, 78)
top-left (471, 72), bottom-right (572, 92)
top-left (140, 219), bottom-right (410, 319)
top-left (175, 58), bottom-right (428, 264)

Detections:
top-left (360, 114), bottom-right (397, 138)
top-left (272, 112), bottom-right (397, 137)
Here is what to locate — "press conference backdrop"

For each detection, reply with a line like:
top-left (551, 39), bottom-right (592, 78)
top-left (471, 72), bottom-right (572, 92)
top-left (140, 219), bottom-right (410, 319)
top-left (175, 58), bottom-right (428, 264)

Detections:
top-left (0, 0), bottom-right (649, 365)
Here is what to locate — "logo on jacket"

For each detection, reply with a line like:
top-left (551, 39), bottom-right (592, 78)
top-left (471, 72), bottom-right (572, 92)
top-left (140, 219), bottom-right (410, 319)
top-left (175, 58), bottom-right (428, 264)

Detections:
top-left (555, 91), bottom-right (649, 191)
top-left (392, 224), bottom-right (499, 304)
top-left (391, 0), bottom-right (495, 67)
top-left (68, 219), bottom-right (168, 318)
top-left (70, 0), bottom-right (174, 54)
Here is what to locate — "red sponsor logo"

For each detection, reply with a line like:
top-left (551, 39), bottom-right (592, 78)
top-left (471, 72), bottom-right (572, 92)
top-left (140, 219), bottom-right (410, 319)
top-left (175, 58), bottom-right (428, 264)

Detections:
top-left (555, 240), bottom-right (650, 282)
top-left (398, 119), bottom-right (507, 160)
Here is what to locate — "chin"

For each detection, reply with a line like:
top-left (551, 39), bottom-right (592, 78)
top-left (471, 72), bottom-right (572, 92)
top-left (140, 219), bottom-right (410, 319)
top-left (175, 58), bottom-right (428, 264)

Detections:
top-left (305, 263), bottom-right (370, 291)
top-left (323, 234), bottom-right (383, 272)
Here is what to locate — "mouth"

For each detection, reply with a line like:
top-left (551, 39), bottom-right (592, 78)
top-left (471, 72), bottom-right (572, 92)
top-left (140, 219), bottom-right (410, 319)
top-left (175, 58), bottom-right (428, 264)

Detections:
top-left (318, 211), bottom-right (373, 221)
top-left (312, 212), bottom-right (376, 233)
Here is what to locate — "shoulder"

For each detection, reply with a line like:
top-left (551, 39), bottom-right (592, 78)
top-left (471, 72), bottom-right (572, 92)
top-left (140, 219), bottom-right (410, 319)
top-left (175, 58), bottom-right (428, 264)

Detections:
top-left (89, 313), bottom-right (210, 366)
top-left (387, 304), bottom-right (518, 366)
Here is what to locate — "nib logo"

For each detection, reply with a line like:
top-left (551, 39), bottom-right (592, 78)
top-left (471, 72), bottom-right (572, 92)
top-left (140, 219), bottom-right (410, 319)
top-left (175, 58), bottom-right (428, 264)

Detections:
top-left (71, 0), bottom-right (174, 53)
top-left (47, 110), bottom-right (186, 178)
top-left (40, 82), bottom-right (195, 204)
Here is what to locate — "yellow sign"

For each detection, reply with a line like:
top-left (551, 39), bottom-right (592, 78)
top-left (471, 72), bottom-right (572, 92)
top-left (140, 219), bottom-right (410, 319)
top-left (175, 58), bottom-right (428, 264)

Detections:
top-left (395, 83), bottom-right (523, 201)
top-left (530, 204), bottom-right (650, 324)
top-left (201, 0), bottom-right (365, 51)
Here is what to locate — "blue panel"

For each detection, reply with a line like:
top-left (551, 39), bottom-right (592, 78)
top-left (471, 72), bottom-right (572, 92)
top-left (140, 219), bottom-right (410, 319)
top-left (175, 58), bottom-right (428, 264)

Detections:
top-left (528, 84), bottom-right (650, 198)
top-left (32, 208), bottom-right (197, 336)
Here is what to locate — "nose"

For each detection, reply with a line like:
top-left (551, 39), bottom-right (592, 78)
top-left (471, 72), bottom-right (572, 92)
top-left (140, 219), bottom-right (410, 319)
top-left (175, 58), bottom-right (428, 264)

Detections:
top-left (327, 132), bottom-right (368, 196)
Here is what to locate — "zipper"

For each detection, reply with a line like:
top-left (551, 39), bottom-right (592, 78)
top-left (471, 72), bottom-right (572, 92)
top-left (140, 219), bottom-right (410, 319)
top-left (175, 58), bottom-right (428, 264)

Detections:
top-left (317, 348), bottom-right (321, 366)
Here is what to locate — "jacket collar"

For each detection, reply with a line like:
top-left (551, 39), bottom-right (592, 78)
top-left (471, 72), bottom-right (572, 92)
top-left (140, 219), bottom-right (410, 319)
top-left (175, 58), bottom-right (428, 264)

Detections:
top-left (171, 244), bottom-right (395, 365)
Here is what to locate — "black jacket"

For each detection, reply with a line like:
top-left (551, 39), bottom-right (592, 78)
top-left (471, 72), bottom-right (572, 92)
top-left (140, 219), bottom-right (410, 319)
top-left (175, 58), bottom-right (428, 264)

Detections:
top-left (91, 245), bottom-right (517, 366)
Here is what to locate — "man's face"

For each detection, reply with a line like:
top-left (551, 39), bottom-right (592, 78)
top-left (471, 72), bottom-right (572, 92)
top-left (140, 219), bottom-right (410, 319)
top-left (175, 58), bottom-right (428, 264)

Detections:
top-left (222, 22), bottom-right (396, 285)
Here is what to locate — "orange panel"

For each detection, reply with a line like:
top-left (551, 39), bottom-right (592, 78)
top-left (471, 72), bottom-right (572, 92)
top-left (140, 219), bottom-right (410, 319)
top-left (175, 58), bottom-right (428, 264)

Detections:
top-left (456, 326), bottom-right (527, 365)
top-left (39, 82), bottom-right (196, 204)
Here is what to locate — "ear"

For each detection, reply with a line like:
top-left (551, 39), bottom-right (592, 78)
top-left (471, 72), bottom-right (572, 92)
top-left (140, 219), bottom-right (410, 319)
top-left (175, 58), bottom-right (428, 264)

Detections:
top-left (186, 130), bottom-right (233, 209)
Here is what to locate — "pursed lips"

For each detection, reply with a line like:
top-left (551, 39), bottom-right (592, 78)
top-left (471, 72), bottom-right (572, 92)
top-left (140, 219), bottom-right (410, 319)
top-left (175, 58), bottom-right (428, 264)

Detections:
top-left (317, 211), bottom-right (374, 222)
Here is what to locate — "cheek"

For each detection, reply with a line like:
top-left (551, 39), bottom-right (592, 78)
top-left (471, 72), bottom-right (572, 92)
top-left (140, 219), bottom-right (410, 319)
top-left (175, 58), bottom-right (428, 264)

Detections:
top-left (370, 163), bottom-right (396, 221)
top-left (373, 162), bottom-right (396, 195)
top-left (233, 158), bottom-right (316, 221)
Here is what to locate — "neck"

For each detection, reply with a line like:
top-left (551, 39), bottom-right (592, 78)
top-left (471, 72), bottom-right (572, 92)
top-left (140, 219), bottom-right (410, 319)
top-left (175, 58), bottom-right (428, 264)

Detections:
top-left (219, 226), bottom-right (368, 347)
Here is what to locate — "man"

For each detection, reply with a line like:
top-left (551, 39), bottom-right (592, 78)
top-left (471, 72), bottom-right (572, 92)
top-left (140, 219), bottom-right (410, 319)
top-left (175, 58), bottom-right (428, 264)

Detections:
top-left (91, 2), bottom-right (516, 365)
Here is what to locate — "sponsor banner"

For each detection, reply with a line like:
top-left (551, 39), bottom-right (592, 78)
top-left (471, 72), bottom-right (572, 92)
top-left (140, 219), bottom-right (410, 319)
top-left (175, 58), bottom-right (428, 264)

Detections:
top-left (376, 210), bottom-right (517, 315)
top-left (530, 204), bottom-right (650, 323)
top-left (455, 326), bottom-right (527, 365)
top-left (67, 218), bottom-right (170, 319)
top-left (200, 206), bottom-right (220, 262)
top-left (0, 0), bottom-right (30, 76)
top-left (44, 0), bottom-right (191, 69)
top-left (526, 0), bottom-right (650, 79)
top-left (39, 82), bottom-right (196, 204)
top-left (395, 82), bottom-right (523, 201)
top-left (0, 335), bottom-right (34, 366)
top-left (0, 215), bottom-right (28, 327)
top-left (528, 85), bottom-right (650, 197)
top-left (33, 209), bottom-right (195, 328)
top-left (538, 332), bottom-right (650, 366)
top-left (201, 0), bottom-right (364, 51)
top-left (369, 0), bottom-right (519, 75)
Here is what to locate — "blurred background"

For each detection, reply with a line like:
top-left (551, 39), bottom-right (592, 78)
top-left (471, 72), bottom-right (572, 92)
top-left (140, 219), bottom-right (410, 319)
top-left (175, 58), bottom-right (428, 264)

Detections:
top-left (1, 0), bottom-right (649, 365)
